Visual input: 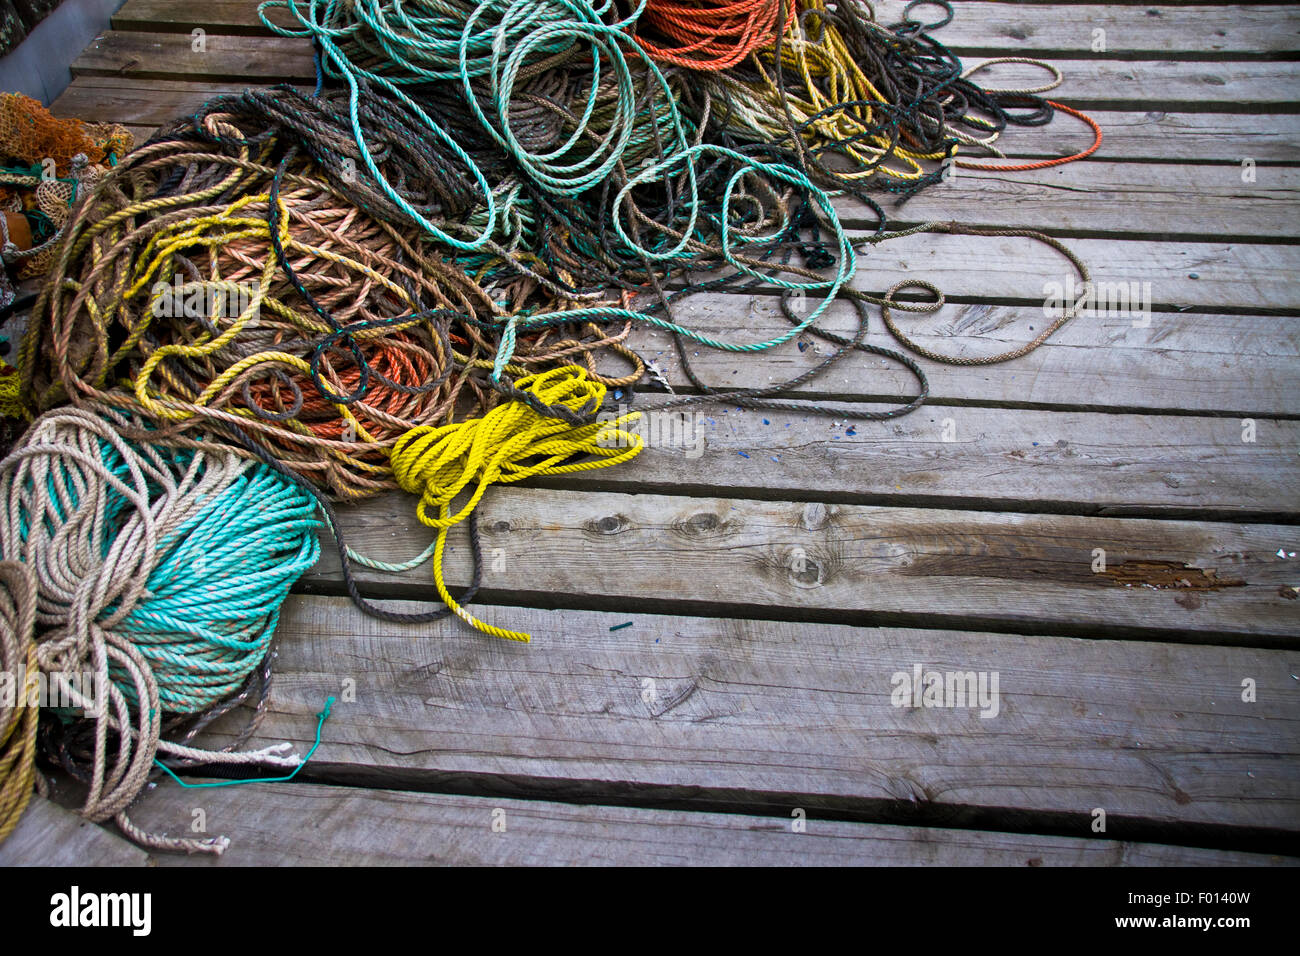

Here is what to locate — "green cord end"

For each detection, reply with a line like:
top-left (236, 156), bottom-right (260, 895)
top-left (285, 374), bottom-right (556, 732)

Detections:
top-left (151, 694), bottom-right (335, 790)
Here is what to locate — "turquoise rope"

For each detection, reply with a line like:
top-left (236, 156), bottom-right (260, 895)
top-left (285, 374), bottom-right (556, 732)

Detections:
top-left (261, 0), bottom-right (500, 248)
top-left (9, 432), bottom-right (322, 714)
top-left (259, 0), bottom-right (859, 379)
top-left (489, 144), bottom-right (855, 380)
top-left (458, 0), bottom-right (674, 196)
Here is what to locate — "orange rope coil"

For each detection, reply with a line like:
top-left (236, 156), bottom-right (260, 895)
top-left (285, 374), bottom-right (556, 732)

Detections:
top-left (636, 0), bottom-right (795, 71)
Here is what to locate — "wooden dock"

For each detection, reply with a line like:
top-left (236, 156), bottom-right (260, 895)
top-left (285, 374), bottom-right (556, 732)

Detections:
top-left (2, 0), bottom-right (1297, 866)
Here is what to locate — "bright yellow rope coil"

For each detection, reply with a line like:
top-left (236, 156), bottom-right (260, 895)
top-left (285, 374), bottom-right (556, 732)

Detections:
top-left (391, 364), bottom-right (644, 642)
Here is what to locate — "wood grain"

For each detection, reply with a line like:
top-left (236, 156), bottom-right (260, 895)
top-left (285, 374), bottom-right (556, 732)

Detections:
top-left (67, 45), bottom-right (1300, 111)
top-left (119, 781), bottom-right (1294, 866)
top-left (0, 798), bottom-right (150, 867)
top-left (519, 404), bottom-right (1300, 519)
top-left (72, 31), bottom-right (314, 82)
top-left (618, 300), bottom-right (1299, 417)
top-left (183, 596), bottom-right (1300, 834)
top-left (304, 490), bottom-right (1300, 640)
top-left (837, 164), bottom-right (1300, 241)
top-left (107, 1), bottom-right (1300, 57)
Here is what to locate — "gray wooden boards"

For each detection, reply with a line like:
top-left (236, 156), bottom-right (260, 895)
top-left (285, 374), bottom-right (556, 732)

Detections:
top-left (121, 781), bottom-right (1293, 866)
top-left (304, 490), bottom-right (1300, 641)
top-left (105, 2), bottom-right (1300, 58)
top-left (0, 798), bottom-right (150, 867)
top-left (183, 596), bottom-right (1299, 837)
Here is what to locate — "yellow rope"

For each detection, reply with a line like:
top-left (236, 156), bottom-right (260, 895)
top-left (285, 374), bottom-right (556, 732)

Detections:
top-left (0, 562), bottom-right (38, 846)
top-left (391, 365), bottom-right (643, 642)
top-left (0, 358), bottom-right (22, 420)
top-left (740, 0), bottom-right (948, 181)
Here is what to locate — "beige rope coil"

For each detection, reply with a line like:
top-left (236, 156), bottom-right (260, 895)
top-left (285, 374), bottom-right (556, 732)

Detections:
top-left (0, 405), bottom-right (312, 854)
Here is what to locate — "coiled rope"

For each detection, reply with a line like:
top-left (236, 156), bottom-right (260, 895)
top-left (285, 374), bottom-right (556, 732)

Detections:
top-left (0, 561), bottom-right (36, 845)
top-left (0, 405), bottom-right (321, 852)
top-left (635, 0), bottom-right (795, 71)
top-left (391, 365), bottom-right (642, 642)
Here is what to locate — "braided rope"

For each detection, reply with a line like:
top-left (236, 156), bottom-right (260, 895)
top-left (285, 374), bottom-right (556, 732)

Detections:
top-left (635, 0), bottom-right (795, 71)
top-left (391, 365), bottom-right (642, 642)
top-left (0, 561), bottom-right (37, 845)
top-left (0, 405), bottom-right (321, 853)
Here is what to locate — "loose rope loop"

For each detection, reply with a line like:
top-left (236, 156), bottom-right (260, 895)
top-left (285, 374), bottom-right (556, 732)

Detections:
top-left (391, 364), bottom-right (643, 642)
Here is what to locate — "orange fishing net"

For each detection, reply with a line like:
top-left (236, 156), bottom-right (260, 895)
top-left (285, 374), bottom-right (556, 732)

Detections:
top-left (0, 92), bottom-right (131, 174)
top-left (0, 93), bottom-right (133, 280)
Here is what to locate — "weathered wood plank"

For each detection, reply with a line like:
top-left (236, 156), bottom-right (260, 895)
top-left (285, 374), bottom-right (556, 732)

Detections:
top-left (529, 404), bottom-right (1300, 519)
top-left (65, 48), bottom-right (1300, 112)
top-left (71, 31), bottom-right (315, 82)
top-left (871, 1), bottom-right (1300, 57)
top-left (988, 109), bottom-right (1300, 163)
top-left (107, 1), bottom-right (1300, 57)
top-left (843, 231), bottom-right (1300, 311)
top-left (0, 797), bottom-right (150, 867)
top-left (619, 299), bottom-right (1299, 417)
top-left (50, 77), bottom-right (249, 128)
top-left (967, 58), bottom-right (1300, 112)
top-left (188, 596), bottom-right (1300, 834)
top-left (48, 72), bottom-right (1300, 163)
top-left (123, 780), bottom-right (1292, 866)
top-left (839, 164), bottom-right (1300, 241)
top-left (305, 491), bottom-right (1300, 640)
top-left (112, 0), bottom-right (303, 35)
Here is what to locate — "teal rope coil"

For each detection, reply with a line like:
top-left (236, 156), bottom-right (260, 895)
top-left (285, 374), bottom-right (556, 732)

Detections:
top-left (113, 465), bottom-right (321, 713)
top-left (0, 409), bottom-right (321, 715)
top-left (262, 0), bottom-right (502, 248)
top-left (0, 404), bottom-right (324, 853)
top-left (457, 0), bottom-right (678, 196)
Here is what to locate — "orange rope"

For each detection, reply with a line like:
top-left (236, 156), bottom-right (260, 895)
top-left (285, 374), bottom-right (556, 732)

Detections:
top-left (245, 335), bottom-right (437, 444)
top-left (636, 0), bottom-right (794, 71)
top-left (955, 101), bottom-right (1103, 171)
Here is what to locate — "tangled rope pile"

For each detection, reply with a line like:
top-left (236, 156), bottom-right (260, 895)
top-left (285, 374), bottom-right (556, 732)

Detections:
top-left (0, 405), bottom-right (320, 851)
top-left (0, 93), bottom-right (132, 288)
top-left (0, 95), bottom-right (135, 441)
top-left (392, 364), bottom-right (642, 642)
top-left (17, 117), bottom-right (493, 497)
top-left (0, 0), bottom-right (1105, 851)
